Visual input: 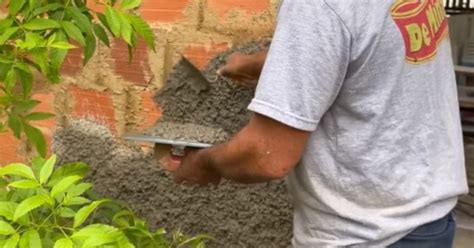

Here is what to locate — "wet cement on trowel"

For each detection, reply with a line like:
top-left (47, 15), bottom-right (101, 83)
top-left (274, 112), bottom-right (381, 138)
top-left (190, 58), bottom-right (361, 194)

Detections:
top-left (144, 122), bottom-right (229, 144)
top-left (53, 43), bottom-right (293, 247)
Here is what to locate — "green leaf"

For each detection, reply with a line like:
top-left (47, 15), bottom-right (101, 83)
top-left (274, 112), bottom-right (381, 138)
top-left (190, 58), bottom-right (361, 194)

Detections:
top-left (7, 113), bottom-right (22, 138)
top-left (67, 7), bottom-right (91, 33)
top-left (49, 42), bottom-right (77, 49)
top-left (23, 19), bottom-right (61, 30)
top-left (9, 0), bottom-right (26, 16)
top-left (9, 179), bottom-right (40, 189)
top-left (119, 13), bottom-right (132, 45)
top-left (13, 195), bottom-right (48, 221)
top-left (31, 3), bottom-right (63, 17)
top-left (59, 207), bottom-right (76, 218)
top-left (50, 48), bottom-right (68, 72)
top-left (51, 175), bottom-right (82, 198)
top-left (121, 0), bottom-right (142, 10)
top-left (0, 221), bottom-right (15, 235)
top-left (31, 48), bottom-right (48, 74)
top-left (15, 99), bottom-right (40, 113)
top-left (0, 27), bottom-right (20, 45)
top-left (0, 163), bottom-right (36, 180)
top-left (129, 15), bottom-right (155, 51)
top-left (105, 6), bottom-right (121, 37)
top-left (0, 19), bottom-right (13, 33)
top-left (39, 154), bottom-right (56, 184)
top-left (61, 21), bottom-right (85, 46)
top-left (53, 238), bottom-right (73, 248)
top-left (71, 224), bottom-right (130, 247)
top-left (24, 123), bottom-right (47, 157)
top-left (49, 162), bottom-right (90, 186)
top-left (24, 112), bottom-right (55, 121)
top-left (4, 233), bottom-right (19, 248)
top-left (23, 32), bottom-right (45, 50)
top-left (93, 24), bottom-right (110, 47)
top-left (83, 33), bottom-right (96, 65)
top-left (28, 0), bottom-right (40, 11)
top-left (96, 12), bottom-right (112, 34)
top-left (31, 156), bottom-right (46, 178)
top-left (16, 65), bottom-right (33, 98)
top-left (73, 200), bottom-right (108, 228)
top-left (0, 55), bottom-right (13, 65)
top-left (0, 202), bottom-right (17, 221)
top-left (19, 229), bottom-right (41, 248)
top-left (64, 196), bottom-right (90, 206)
top-left (67, 183), bottom-right (92, 197)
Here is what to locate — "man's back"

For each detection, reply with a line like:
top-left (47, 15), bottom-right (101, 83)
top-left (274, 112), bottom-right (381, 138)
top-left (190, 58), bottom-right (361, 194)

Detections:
top-left (249, 0), bottom-right (469, 246)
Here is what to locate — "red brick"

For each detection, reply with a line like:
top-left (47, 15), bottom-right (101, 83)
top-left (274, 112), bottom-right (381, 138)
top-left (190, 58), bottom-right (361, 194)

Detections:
top-left (87, 1), bottom-right (105, 13)
top-left (140, 0), bottom-right (190, 22)
top-left (62, 47), bottom-right (83, 76)
top-left (139, 91), bottom-right (161, 129)
top-left (31, 93), bottom-right (56, 130)
top-left (31, 93), bottom-right (56, 156)
top-left (183, 42), bottom-right (230, 69)
top-left (0, 132), bottom-right (24, 166)
top-left (69, 86), bottom-right (117, 132)
top-left (112, 39), bottom-right (152, 86)
top-left (207, 0), bottom-right (270, 17)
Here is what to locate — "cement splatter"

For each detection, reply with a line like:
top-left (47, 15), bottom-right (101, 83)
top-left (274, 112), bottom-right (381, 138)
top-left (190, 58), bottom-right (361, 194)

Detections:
top-left (144, 122), bottom-right (229, 144)
top-left (52, 119), bottom-right (293, 248)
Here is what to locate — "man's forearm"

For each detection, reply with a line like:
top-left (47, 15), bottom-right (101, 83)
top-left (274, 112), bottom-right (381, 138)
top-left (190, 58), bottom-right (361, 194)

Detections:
top-left (200, 127), bottom-right (273, 184)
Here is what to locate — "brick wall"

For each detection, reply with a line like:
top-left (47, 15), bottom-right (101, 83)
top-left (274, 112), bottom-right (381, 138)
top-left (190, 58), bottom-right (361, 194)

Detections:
top-left (0, 0), bottom-right (279, 165)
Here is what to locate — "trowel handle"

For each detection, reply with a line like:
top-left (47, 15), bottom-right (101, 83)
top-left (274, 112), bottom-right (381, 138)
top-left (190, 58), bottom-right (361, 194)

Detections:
top-left (170, 145), bottom-right (186, 157)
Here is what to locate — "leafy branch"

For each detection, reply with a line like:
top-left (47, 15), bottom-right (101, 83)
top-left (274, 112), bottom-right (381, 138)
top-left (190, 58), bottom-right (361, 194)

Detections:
top-left (0, 0), bottom-right (156, 157)
top-left (0, 155), bottom-right (210, 247)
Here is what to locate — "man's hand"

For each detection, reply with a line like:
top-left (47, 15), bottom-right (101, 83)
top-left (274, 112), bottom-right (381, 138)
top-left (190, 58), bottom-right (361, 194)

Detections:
top-left (171, 149), bottom-right (221, 186)
top-left (217, 49), bottom-right (268, 88)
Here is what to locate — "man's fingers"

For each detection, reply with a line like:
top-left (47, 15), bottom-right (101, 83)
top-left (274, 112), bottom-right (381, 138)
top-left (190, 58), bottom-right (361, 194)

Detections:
top-left (165, 155), bottom-right (182, 172)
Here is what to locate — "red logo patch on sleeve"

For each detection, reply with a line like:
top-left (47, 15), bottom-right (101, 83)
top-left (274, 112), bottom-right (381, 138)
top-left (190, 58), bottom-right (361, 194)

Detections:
top-left (391, 0), bottom-right (449, 64)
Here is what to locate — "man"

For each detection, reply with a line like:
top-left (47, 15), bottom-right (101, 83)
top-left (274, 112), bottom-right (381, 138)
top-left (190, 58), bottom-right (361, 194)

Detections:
top-left (167, 0), bottom-right (468, 247)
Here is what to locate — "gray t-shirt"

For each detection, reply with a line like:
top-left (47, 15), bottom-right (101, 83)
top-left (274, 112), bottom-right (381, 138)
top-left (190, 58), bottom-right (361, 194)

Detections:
top-left (248, 0), bottom-right (469, 247)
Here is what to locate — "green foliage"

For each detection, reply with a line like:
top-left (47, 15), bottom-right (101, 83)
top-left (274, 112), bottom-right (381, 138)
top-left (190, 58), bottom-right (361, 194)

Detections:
top-left (0, 0), bottom-right (156, 157)
top-left (0, 155), bottom-right (210, 247)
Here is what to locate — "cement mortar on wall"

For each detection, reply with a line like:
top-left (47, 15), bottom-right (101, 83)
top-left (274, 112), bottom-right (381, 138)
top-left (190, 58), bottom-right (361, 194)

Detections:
top-left (52, 119), bottom-right (293, 247)
top-left (155, 42), bottom-right (267, 135)
top-left (53, 43), bottom-right (293, 247)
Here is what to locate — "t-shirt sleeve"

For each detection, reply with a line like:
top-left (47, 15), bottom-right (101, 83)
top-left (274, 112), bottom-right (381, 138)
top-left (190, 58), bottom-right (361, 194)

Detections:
top-left (248, 0), bottom-right (351, 132)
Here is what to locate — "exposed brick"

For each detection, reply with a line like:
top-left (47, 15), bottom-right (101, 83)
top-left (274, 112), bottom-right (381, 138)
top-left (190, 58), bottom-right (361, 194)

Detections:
top-left (139, 91), bottom-right (161, 129)
top-left (62, 47), bottom-right (83, 76)
top-left (31, 93), bottom-right (56, 156)
top-left (111, 39), bottom-right (152, 86)
top-left (69, 86), bottom-right (117, 132)
top-left (87, 1), bottom-right (105, 13)
top-left (140, 0), bottom-right (190, 22)
top-left (31, 93), bottom-right (56, 130)
top-left (207, 0), bottom-right (270, 17)
top-left (0, 132), bottom-right (24, 166)
top-left (183, 42), bottom-right (230, 69)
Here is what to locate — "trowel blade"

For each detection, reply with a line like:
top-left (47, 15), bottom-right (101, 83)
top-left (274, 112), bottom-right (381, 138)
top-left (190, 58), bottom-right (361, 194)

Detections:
top-left (180, 56), bottom-right (210, 93)
top-left (123, 134), bottom-right (212, 149)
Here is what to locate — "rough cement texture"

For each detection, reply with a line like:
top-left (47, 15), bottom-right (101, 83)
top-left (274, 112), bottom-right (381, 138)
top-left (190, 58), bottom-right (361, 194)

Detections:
top-left (52, 120), bottom-right (293, 247)
top-left (144, 122), bottom-right (229, 144)
top-left (154, 43), bottom-right (268, 135)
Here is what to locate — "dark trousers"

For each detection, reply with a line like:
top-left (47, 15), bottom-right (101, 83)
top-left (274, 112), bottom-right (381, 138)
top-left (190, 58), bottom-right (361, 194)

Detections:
top-left (389, 213), bottom-right (456, 248)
